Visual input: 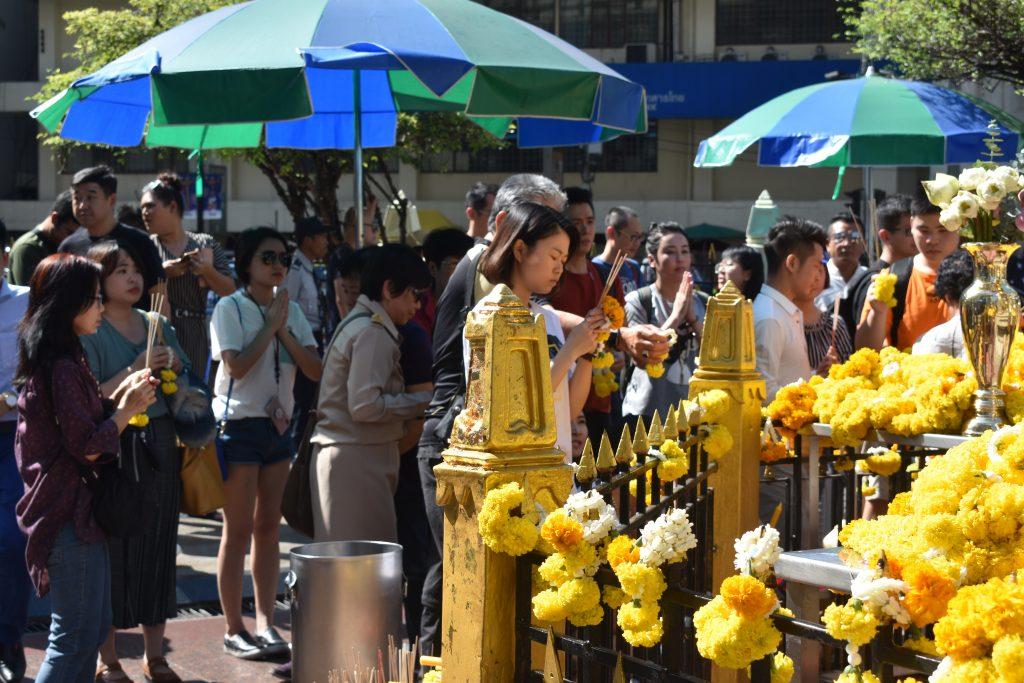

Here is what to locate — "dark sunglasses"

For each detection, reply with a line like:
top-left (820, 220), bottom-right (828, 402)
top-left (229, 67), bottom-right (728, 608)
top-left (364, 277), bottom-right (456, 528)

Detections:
top-left (259, 251), bottom-right (292, 267)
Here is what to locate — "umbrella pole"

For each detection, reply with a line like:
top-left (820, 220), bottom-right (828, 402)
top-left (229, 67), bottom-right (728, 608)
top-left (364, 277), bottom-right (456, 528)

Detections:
top-left (864, 166), bottom-right (877, 265)
top-left (354, 69), bottom-right (364, 248)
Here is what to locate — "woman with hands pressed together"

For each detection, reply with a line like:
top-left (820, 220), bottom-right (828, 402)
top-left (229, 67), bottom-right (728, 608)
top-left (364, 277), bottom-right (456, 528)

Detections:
top-left (623, 222), bottom-right (705, 423)
top-left (475, 202), bottom-right (606, 458)
top-left (80, 242), bottom-right (191, 683)
top-left (14, 254), bottom-right (158, 682)
top-left (210, 228), bottom-right (321, 661)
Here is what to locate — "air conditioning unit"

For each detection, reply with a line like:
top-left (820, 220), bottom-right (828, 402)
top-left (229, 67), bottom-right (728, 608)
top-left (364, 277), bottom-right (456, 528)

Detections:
top-left (624, 43), bottom-right (656, 63)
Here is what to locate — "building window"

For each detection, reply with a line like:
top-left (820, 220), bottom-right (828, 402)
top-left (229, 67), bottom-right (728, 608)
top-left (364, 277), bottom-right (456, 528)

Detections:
top-left (482, 0), bottom-right (555, 33)
top-left (564, 121), bottom-right (659, 173)
top-left (716, 0), bottom-right (843, 45)
top-left (0, 113), bottom-right (38, 200)
top-left (560, 0), bottom-right (659, 49)
top-left (61, 147), bottom-right (190, 179)
top-left (0, 1), bottom-right (39, 82)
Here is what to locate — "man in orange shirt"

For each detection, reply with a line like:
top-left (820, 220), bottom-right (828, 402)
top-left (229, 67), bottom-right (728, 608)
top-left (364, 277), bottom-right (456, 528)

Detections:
top-left (855, 198), bottom-right (959, 351)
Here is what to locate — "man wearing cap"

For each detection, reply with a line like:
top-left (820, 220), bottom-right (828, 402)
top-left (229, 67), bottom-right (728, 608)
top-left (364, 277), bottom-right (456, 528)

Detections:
top-left (285, 216), bottom-right (332, 445)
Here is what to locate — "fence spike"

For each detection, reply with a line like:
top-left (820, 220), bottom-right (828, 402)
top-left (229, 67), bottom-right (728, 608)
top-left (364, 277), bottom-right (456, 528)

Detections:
top-left (663, 404), bottom-right (680, 441)
top-left (576, 439), bottom-right (597, 482)
top-left (542, 627), bottom-right (563, 681)
top-left (616, 423), bottom-right (634, 465)
top-left (648, 410), bottom-right (664, 446)
top-left (632, 417), bottom-right (649, 454)
top-left (596, 431), bottom-right (616, 471)
top-left (611, 653), bottom-right (626, 683)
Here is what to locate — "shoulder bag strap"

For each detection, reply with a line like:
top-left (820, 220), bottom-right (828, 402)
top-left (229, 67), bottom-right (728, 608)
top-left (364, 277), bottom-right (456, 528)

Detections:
top-left (889, 258), bottom-right (915, 346)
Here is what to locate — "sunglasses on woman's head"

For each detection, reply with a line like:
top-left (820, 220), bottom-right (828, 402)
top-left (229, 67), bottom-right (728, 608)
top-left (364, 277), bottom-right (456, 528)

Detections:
top-left (259, 251), bottom-right (292, 267)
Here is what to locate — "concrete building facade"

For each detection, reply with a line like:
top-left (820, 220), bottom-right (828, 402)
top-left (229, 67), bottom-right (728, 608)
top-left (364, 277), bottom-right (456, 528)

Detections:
top-left (1, 0), bottom-right (1022, 236)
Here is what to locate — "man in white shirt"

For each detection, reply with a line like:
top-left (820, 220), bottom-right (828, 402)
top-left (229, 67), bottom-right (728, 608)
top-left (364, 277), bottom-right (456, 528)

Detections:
top-left (816, 212), bottom-right (867, 313)
top-left (753, 218), bottom-right (828, 401)
top-left (0, 222), bottom-right (30, 682)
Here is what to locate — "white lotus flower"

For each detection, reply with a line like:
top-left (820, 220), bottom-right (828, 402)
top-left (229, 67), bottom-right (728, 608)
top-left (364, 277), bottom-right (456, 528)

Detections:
top-left (951, 191), bottom-right (981, 219)
top-left (939, 205), bottom-right (965, 232)
top-left (733, 525), bottom-right (781, 581)
top-left (822, 525), bottom-right (840, 548)
top-left (929, 657), bottom-right (953, 683)
top-left (977, 176), bottom-right (1007, 211)
top-left (921, 173), bottom-right (959, 208)
top-left (563, 490), bottom-right (620, 544)
top-left (992, 165), bottom-right (1022, 194)
top-left (958, 166), bottom-right (988, 191)
top-left (638, 508), bottom-right (697, 567)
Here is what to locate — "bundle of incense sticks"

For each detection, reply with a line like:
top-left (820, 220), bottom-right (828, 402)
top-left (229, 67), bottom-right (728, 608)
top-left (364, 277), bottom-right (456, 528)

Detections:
top-left (830, 292), bottom-right (841, 351)
top-left (597, 251), bottom-right (628, 303)
top-left (143, 292), bottom-right (165, 370)
top-left (386, 636), bottom-right (419, 683)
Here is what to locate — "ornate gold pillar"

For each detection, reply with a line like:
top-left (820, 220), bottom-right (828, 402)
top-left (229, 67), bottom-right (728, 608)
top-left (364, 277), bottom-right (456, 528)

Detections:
top-left (687, 281), bottom-right (765, 683)
top-left (434, 285), bottom-right (574, 682)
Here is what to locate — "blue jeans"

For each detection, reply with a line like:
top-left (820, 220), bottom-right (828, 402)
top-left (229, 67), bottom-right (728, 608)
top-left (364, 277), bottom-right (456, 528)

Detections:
top-left (35, 524), bottom-right (111, 683)
top-left (0, 430), bottom-right (30, 646)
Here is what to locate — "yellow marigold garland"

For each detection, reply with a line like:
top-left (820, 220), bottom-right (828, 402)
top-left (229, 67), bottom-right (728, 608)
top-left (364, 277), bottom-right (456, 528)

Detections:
top-left (477, 482), bottom-right (539, 557)
top-left (871, 268), bottom-right (898, 308)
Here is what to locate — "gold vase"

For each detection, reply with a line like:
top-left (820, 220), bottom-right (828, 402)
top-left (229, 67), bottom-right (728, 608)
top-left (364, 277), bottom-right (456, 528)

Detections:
top-left (961, 242), bottom-right (1022, 436)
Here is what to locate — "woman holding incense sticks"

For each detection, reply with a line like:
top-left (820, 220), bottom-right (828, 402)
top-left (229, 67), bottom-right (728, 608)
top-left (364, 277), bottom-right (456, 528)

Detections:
top-left (210, 227), bottom-right (321, 662)
top-left (474, 202), bottom-right (605, 458)
top-left (80, 242), bottom-right (190, 683)
top-left (622, 222), bottom-right (706, 424)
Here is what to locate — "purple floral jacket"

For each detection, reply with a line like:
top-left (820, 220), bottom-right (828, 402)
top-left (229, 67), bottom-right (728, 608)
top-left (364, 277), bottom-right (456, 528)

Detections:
top-left (15, 355), bottom-right (119, 596)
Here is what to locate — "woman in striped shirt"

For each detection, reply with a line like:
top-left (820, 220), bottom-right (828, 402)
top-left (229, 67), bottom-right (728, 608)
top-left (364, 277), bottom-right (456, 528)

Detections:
top-left (797, 259), bottom-right (852, 375)
top-left (141, 173), bottom-right (236, 373)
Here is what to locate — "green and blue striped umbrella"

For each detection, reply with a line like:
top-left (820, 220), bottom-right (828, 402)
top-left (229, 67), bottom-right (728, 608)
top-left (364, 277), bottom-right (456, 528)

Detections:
top-left (695, 72), bottom-right (1021, 168)
top-left (31, 0), bottom-right (648, 150)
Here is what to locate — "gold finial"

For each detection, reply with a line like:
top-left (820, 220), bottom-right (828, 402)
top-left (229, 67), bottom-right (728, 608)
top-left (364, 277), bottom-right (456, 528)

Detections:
top-left (663, 405), bottom-right (679, 441)
top-left (611, 654), bottom-right (626, 683)
top-left (543, 627), bottom-right (564, 681)
top-left (596, 432), bottom-right (616, 471)
top-left (576, 440), bottom-right (597, 482)
top-left (647, 410), bottom-right (664, 446)
top-left (615, 424), bottom-right (634, 465)
top-left (678, 398), bottom-right (700, 427)
top-left (632, 417), bottom-right (649, 454)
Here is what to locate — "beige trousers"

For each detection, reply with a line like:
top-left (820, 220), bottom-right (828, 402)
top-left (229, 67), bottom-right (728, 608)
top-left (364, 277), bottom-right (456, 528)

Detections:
top-left (310, 442), bottom-right (400, 544)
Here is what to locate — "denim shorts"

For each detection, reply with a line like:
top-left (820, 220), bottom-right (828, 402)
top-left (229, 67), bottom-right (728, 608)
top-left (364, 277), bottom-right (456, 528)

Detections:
top-left (219, 417), bottom-right (294, 467)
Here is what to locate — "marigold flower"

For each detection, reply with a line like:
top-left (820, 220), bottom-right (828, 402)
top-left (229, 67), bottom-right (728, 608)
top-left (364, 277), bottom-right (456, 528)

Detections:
top-left (477, 482), bottom-right (539, 556)
top-left (696, 389), bottom-right (731, 423)
top-left (903, 564), bottom-right (956, 628)
top-left (540, 509), bottom-right (584, 554)
top-left (605, 535), bottom-right (639, 569)
top-left (617, 600), bottom-right (660, 631)
top-left (822, 601), bottom-right (879, 646)
top-left (720, 575), bottom-right (778, 620)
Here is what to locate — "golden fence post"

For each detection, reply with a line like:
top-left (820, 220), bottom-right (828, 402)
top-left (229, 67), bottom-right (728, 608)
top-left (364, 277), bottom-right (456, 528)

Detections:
top-left (434, 285), bottom-right (574, 682)
top-left (687, 281), bottom-right (765, 683)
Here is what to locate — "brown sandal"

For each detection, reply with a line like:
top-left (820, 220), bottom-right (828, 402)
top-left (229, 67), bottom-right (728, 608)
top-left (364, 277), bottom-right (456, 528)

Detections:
top-left (95, 662), bottom-right (135, 683)
top-left (142, 657), bottom-right (182, 683)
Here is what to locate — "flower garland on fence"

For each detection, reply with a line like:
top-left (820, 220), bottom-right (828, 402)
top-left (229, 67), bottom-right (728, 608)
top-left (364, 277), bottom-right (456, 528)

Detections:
top-left (693, 524), bottom-right (790, 673)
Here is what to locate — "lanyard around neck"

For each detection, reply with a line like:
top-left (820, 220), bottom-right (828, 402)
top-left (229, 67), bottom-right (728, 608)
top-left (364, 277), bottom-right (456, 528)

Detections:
top-left (243, 290), bottom-right (280, 385)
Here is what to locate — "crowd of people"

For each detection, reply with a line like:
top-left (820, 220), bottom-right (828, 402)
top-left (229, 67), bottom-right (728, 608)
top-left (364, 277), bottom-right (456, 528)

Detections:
top-left (0, 162), bottom-right (988, 683)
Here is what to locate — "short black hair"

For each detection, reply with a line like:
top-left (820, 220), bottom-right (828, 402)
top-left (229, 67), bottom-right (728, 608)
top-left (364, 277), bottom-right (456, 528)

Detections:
top-left (51, 189), bottom-right (75, 224)
top-left (828, 211), bottom-right (860, 229)
top-left (338, 246), bottom-right (376, 280)
top-left (360, 243), bottom-right (431, 301)
top-left (564, 186), bottom-right (594, 214)
top-left (421, 228), bottom-right (474, 267)
top-left (465, 182), bottom-right (498, 212)
top-left (235, 227), bottom-right (288, 285)
top-left (719, 245), bottom-right (765, 301)
top-left (71, 165), bottom-right (117, 196)
top-left (644, 221), bottom-right (687, 258)
top-left (933, 249), bottom-right (974, 302)
top-left (763, 217), bottom-right (827, 276)
top-left (911, 195), bottom-right (940, 217)
top-left (876, 194), bottom-right (912, 233)
top-left (480, 202), bottom-right (579, 286)
top-left (606, 206), bottom-right (638, 232)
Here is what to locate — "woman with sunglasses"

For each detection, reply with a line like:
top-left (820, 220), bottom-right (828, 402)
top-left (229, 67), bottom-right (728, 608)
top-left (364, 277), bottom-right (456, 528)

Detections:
top-left (141, 173), bottom-right (236, 374)
top-left (310, 244), bottom-right (432, 543)
top-left (209, 228), bottom-right (321, 661)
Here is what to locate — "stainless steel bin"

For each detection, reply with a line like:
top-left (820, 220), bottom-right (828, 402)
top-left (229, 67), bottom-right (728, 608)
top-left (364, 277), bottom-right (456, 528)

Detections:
top-left (287, 541), bottom-right (403, 683)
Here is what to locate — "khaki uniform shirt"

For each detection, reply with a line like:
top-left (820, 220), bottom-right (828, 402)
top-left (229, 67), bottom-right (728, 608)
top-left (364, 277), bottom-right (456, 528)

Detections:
top-left (312, 295), bottom-right (431, 447)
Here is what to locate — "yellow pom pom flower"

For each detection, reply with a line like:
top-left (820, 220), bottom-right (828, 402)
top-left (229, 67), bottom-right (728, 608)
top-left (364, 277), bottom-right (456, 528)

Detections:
top-left (697, 389), bottom-right (731, 423)
top-left (602, 295), bottom-right (625, 329)
top-left (770, 652), bottom-right (794, 683)
top-left (694, 595), bottom-right (782, 669)
top-left (606, 535), bottom-right (640, 569)
top-left (621, 617), bottom-right (664, 648)
top-left (161, 381), bottom-right (178, 395)
top-left (422, 669), bottom-right (442, 683)
top-left (862, 447), bottom-right (902, 476)
top-left (720, 575), bottom-right (778, 620)
top-left (702, 424), bottom-right (733, 460)
top-left (993, 636), bottom-right (1024, 682)
top-left (540, 509), bottom-right (584, 554)
top-left (128, 413), bottom-right (149, 428)
top-left (532, 588), bottom-right (568, 622)
top-left (822, 601), bottom-right (880, 646)
top-left (902, 564), bottom-right (956, 628)
top-left (836, 669), bottom-right (880, 683)
top-left (602, 585), bottom-right (628, 610)
top-left (617, 600), bottom-right (660, 631)
top-left (871, 268), bottom-right (898, 308)
top-left (477, 482), bottom-right (539, 556)
top-left (614, 562), bottom-right (667, 602)
top-left (646, 362), bottom-right (665, 379)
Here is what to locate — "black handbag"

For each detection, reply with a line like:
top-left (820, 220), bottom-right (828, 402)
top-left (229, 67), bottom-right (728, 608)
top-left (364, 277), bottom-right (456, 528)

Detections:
top-left (80, 428), bottom-right (157, 538)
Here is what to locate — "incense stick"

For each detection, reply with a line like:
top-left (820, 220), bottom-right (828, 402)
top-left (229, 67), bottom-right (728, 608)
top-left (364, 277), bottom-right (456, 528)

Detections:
top-left (597, 251), bottom-right (628, 303)
top-left (830, 293), bottom-right (841, 350)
